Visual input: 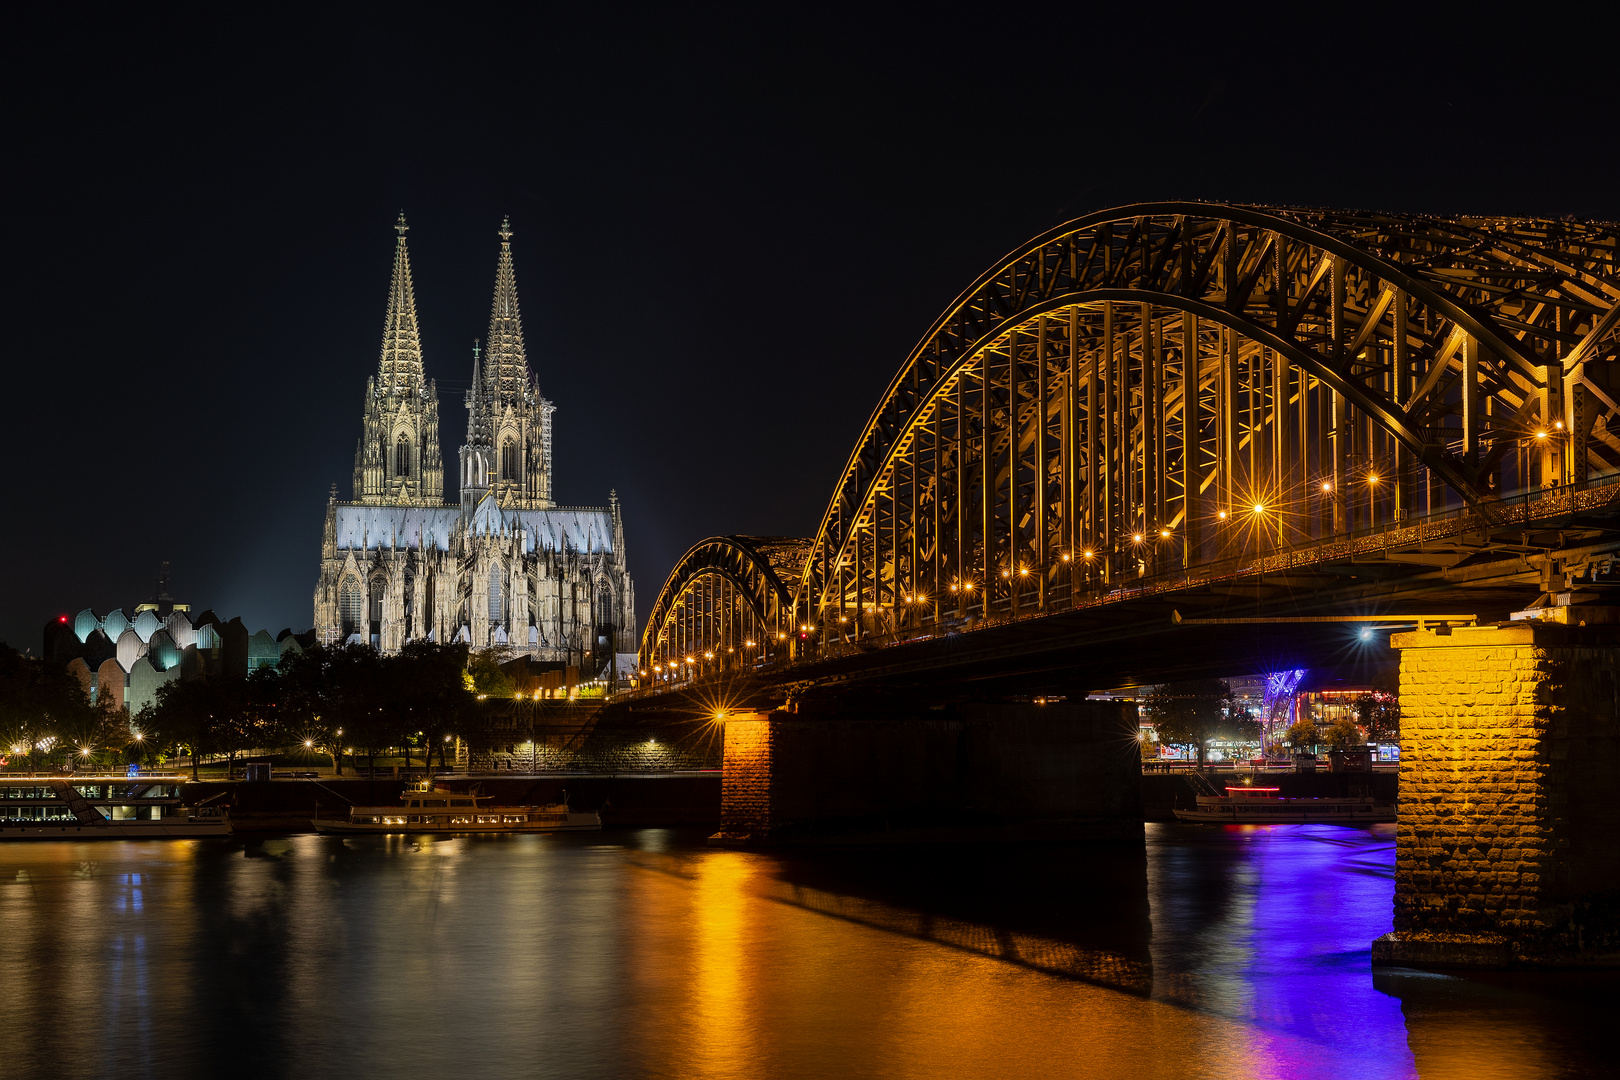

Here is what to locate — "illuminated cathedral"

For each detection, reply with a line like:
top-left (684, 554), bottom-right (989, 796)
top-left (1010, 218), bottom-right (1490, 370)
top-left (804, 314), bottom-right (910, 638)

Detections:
top-left (313, 215), bottom-right (636, 677)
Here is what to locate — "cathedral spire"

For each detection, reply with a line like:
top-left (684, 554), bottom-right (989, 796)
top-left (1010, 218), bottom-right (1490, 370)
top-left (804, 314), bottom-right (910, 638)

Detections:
top-left (378, 211), bottom-right (425, 395)
top-left (484, 216), bottom-right (530, 402)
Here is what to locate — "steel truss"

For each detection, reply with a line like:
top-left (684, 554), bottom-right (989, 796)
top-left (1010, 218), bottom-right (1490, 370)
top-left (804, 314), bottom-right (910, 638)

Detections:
top-left (640, 535), bottom-right (809, 684)
top-left (643, 202), bottom-right (1620, 667)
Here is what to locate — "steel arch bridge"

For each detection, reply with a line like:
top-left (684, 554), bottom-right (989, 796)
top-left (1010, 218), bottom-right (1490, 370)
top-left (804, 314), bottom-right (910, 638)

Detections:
top-left (640, 535), bottom-right (811, 678)
top-left (640, 202), bottom-right (1620, 682)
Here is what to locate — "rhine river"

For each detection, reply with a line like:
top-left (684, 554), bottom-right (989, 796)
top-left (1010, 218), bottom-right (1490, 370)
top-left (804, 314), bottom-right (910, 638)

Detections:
top-left (2, 825), bottom-right (1614, 1079)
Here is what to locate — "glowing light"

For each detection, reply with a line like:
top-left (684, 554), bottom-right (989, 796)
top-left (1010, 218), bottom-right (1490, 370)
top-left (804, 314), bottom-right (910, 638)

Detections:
top-left (80, 748), bottom-right (90, 757)
top-left (1252, 503), bottom-right (1265, 515)
top-left (949, 583), bottom-right (958, 592)
top-left (1159, 529), bottom-right (1170, 538)
top-left (1321, 482), bottom-right (1333, 493)
top-left (1082, 550), bottom-right (1094, 559)
top-left (1061, 553), bottom-right (1071, 562)
top-left (1001, 569), bottom-right (1010, 578)
top-left (744, 640), bottom-right (754, 647)
top-left (1133, 533), bottom-right (1144, 543)
top-left (1359, 627), bottom-right (1373, 641)
top-left (1218, 510), bottom-right (1228, 520)
top-left (1018, 568), bottom-right (1029, 577)
top-left (1555, 420), bottom-right (1565, 430)
top-left (1367, 474), bottom-right (1379, 484)
top-left (1535, 430), bottom-right (1549, 440)
top-left (304, 739), bottom-right (314, 748)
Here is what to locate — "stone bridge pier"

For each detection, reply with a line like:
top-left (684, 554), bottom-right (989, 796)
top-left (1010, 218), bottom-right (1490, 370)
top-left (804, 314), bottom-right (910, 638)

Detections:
top-left (1375, 621), bottom-right (1620, 968)
top-left (711, 698), bottom-right (1142, 844)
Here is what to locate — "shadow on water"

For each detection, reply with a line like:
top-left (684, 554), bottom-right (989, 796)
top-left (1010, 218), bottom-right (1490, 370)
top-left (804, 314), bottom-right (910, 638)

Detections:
top-left (636, 836), bottom-right (1158, 997)
top-left (1374, 967), bottom-right (1620, 1080)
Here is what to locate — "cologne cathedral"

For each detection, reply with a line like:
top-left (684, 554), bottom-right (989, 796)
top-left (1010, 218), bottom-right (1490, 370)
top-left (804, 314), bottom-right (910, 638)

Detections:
top-left (313, 215), bottom-right (637, 678)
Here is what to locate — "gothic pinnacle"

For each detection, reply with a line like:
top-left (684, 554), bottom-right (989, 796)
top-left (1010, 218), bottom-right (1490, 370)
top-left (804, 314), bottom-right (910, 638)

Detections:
top-left (378, 213), bottom-right (425, 394)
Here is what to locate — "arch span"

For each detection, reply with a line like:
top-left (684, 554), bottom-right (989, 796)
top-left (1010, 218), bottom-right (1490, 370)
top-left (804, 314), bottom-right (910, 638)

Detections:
top-left (792, 202), bottom-right (1620, 638)
top-left (639, 535), bottom-right (811, 683)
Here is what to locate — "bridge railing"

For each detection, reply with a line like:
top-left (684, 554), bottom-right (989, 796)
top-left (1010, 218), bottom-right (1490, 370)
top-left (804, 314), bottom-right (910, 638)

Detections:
top-left (803, 472), bottom-right (1620, 662)
top-left (622, 471), bottom-right (1620, 699)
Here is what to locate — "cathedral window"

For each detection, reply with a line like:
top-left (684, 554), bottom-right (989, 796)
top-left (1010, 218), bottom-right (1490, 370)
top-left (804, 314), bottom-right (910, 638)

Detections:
top-left (501, 440), bottom-right (517, 482)
top-left (395, 436), bottom-right (412, 478)
top-left (339, 577), bottom-right (363, 638)
top-left (369, 577), bottom-right (386, 629)
top-left (488, 566), bottom-right (504, 625)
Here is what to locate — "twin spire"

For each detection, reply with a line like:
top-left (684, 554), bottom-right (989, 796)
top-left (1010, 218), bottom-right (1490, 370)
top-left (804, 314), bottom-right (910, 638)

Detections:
top-left (375, 212), bottom-right (537, 401)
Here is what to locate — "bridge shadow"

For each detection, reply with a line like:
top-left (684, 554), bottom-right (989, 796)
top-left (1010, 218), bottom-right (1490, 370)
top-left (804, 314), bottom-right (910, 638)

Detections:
top-left (629, 837), bottom-right (1156, 997)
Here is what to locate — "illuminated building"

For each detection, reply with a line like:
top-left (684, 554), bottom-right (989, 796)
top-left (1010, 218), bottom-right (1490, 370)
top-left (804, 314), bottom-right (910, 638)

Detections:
top-left (312, 216), bottom-right (637, 677)
top-left (42, 564), bottom-right (314, 715)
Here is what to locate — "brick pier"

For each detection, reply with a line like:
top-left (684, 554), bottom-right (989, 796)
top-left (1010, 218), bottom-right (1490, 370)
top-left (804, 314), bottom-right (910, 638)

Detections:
top-left (1374, 621), bottom-right (1620, 967)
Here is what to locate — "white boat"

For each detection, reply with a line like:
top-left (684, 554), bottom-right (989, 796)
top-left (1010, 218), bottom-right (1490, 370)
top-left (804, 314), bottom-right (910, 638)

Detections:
top-left (1172, 784), bottom-right (1395, 824)
top-left (312, 784), bottom-right (601, 834)
top-left (0, 775), bottom-right (231, 838)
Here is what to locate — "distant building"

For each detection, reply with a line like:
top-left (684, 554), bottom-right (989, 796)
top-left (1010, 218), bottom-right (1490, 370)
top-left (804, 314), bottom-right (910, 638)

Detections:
top-left (311, 215), bottom-right (637, 679)
top-left (43, 563), bottom-right (315, 716)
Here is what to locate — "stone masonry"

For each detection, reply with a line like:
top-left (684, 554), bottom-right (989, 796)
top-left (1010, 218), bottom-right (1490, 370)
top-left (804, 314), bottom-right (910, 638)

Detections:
top-left (1374, 621), bottom-right (1620, 967)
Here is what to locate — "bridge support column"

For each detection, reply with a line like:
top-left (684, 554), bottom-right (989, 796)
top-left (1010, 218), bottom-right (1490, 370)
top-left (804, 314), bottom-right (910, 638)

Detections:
top-left (1374, 621), bottom-right (1620, 968)
top-left (710, 699), bottom-right (1141, 845)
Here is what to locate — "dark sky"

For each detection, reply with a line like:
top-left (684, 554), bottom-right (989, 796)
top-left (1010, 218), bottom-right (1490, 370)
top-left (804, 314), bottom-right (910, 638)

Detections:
top-left (4, 6), bottom-right (1615, 651)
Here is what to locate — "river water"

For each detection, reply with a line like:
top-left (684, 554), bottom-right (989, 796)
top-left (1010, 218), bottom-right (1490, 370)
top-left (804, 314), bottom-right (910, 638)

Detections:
top-left (2, 824), bottom-right (1613, 1079)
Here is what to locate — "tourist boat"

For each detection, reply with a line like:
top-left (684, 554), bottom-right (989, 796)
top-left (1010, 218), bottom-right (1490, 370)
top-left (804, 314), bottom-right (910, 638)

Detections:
top-left (1172, 785), bottom-right (1395, 824)
top-left (311, 785), bottom-right (601, 834)
top-left (0, 774), bottom-right (231, 838)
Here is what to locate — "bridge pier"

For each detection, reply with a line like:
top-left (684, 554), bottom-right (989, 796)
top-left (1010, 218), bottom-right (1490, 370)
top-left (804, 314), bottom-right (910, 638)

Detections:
top-left (712, 699), bottom-right (1141, 844)
top-left (1374, 621), bottom-right (1620, 968)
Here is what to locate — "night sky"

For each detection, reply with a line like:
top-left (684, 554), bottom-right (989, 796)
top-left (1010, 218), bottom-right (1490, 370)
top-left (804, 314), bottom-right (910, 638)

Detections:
top-left (5, 7), bottom-right (1616, 651)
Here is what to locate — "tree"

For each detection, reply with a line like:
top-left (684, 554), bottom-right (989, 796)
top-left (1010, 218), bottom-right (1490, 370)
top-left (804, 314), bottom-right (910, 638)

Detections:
top-left (467, 649), bottom-right (513, 697)
top-left (1322, 716), bottom-right (1363, 748)
top-left (1286, 716), bottom-right (1320, 753)
top-left (387, 641), bottom-right (474, 772)
top-left (0, 643), bottom-right (97, 768)
top-left (1357, 692), bottom-right (1400, 744)
top-left (1143, 679), bottom-right (1234, 768)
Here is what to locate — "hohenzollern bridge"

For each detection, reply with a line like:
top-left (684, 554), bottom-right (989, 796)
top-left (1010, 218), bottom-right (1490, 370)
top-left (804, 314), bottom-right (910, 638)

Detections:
top-left (619, 203), bottom-right (1620, 967)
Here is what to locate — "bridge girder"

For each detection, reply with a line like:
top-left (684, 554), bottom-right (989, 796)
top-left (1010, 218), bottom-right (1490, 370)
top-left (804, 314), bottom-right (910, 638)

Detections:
top-left (639, 535), bottom-right (811, 682)
top-left (793, 203), bottom-right (1620, 640)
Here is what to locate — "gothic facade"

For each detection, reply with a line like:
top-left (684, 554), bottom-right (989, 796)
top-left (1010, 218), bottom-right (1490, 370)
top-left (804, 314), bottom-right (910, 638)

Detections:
top-left (314, 215), bottom-right (636, 676)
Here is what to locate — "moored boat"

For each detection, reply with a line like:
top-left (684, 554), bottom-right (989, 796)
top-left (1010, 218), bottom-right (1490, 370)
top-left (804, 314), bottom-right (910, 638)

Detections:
top-left (1172, 785), bottom-right (1394, 824)
top-left (311, 784), bottom-right (601, 834)
top-left (0, 774), bottom-right (231, 838)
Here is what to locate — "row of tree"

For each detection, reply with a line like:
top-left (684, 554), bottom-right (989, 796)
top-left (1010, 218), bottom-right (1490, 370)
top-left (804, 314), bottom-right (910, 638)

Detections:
top-left (0, 641), bottom-right (500, 778)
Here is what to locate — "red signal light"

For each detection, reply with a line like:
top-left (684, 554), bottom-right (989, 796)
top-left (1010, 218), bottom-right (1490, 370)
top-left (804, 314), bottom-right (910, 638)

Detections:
top-left (58, 615), bottom-right (68, 623)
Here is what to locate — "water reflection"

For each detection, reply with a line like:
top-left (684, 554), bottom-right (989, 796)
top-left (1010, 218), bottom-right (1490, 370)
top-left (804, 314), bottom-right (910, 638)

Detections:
top-left (0, 826), bottom-right (1615, 1079)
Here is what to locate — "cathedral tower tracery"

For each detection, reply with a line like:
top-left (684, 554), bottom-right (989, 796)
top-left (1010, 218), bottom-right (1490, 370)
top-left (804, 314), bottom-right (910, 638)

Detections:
top-left (316, 214), bottom-right (636, 676)
top-left (353, 212), bottom-right (444, 506)
top-left (461, 217), bottom-right (554, 510)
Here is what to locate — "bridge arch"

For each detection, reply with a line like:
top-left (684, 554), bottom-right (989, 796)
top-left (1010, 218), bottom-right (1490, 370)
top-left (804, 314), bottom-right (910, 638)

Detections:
top-left (794, 202), bottom-right (1620, 642)
top-left (639, 535), bottom-right (812, 684)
